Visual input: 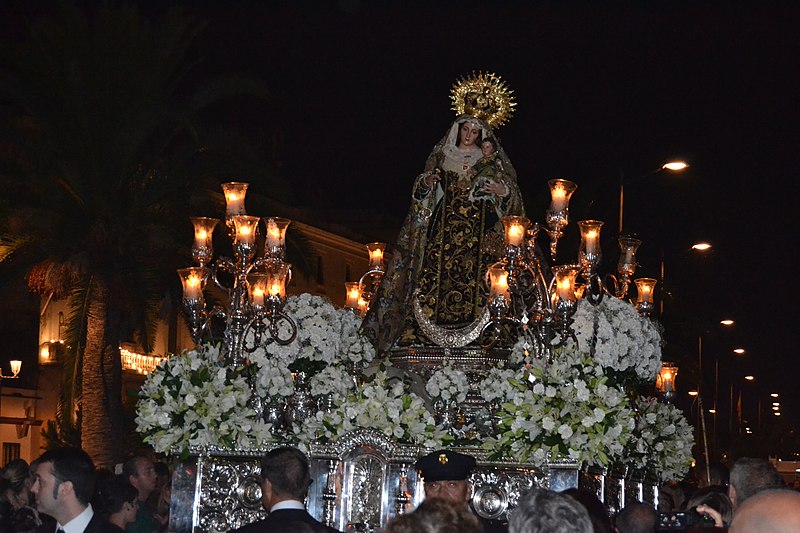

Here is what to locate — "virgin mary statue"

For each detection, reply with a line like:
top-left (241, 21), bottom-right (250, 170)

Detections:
top-left (362, 73), bottom-right (524, 354)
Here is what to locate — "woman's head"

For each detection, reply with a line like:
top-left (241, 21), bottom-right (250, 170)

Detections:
top-left (0, 459), bottom-right (31, 508)
top-left (457, 121), bottom-right (482, 148)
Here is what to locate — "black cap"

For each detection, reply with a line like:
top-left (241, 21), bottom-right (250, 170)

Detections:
top-left (414, 450), bottom-right (476, 482)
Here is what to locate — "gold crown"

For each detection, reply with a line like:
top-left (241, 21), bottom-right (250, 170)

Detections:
top-left (450, 71), bottom-right (516, 129)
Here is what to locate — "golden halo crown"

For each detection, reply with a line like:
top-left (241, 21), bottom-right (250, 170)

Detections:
top-left (450, 71), bottom-right (516, 129)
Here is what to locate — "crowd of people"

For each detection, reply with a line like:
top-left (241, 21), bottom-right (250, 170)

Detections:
top-left (0, 449), bottom-right (171, 533)
top-left (2, 445), bottom-right (800, 533)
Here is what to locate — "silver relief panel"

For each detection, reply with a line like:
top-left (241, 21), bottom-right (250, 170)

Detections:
top-left (198, 457), bottom-right (265, 532)
top-left (340, 449), bottom-right (388, 531)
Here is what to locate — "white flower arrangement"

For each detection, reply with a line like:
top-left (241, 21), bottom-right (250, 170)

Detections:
top-left (625, 397), bottom-right (695, 483)
top-left (135, 345), bottom-right (273, 455)
top-left (487, 351), bottom-right (635, 468)
top-left (426, 361), bottom-right (469, 404)
top-left (299, 371), bottom-right (446, 448)
top-left (308, 364), bottom-right (357, 400)
top-left (478, 366), bottom-right (518, 404)
top-left (568, 297), bottom-right (662, 382)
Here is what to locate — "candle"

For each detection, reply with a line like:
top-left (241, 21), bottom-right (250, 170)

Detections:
top-left (366, 242), bottom-right (386, 268)
top-left (585, 230), bottom-right (599, 254)
top-left (184, 273), bottom-right (203, 300)
top-left (488, 265), bottom-right (510, 300)
top-left (357, 296), bottom-right (369, 316)
top-left (222, 182), bottom-right (248, 217)
top-left (251, 287), bottom-right (265, 307)
top-left (237, 224), bottom-right (255, 245)
top-left (345, 282), bottom-right (361, 309)
top-left (635, 278), bottom-right (657, 304)
top-left (266, 222), bottom-right (281, 249)
top-left (269, 282), bottom-right (283, 298)
top-left (551, 184), bottom-right (568, 212)
top-left (507, 223), bottom-right (524, 247)
top-left (556, 277), bottom-right (572, 301)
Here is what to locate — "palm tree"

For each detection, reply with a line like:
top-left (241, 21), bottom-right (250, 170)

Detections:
top-left (0, 3), bottom-right (275, 467)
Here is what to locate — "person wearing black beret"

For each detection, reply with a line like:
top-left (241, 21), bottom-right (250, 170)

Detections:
top-left (414, 450), bottom-right (507, 533)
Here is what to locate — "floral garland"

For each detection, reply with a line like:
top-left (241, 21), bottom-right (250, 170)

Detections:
top-left (485, 351), bottom-right (635, 468)
top-left (426, 361), bottom-right (469, 404)
top-left (625, 397), bottom-right (695, 483)
top-left (570, 297), bottom-right (662, 382)
top-left (298, 371), bottom-right (446, 448)
top-left (136, 345), bottom-right (272, 455)
top-left (247, 294), bottom-right (376, 401)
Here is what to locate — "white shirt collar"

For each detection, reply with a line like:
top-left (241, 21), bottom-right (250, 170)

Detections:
top-left (59, 503), bottom-right (93, 533)
top-left (270, 500), bottom-right (305, 513)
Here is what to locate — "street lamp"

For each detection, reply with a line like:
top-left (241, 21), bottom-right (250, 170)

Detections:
top-left (0, 360), bottom-right (22, 380)
top-left (618, 160), bottom-right (689, 235)
top-left (733, 348), bottom-right (746, 355)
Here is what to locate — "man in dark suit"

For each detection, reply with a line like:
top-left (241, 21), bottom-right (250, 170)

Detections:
top-left (31, 447), bottom-right (114, 533)
top-left (232, 447), bottom-right (341, 533)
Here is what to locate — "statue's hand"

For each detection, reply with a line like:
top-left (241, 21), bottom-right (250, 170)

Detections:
top-left (424, 170), bottom-right (441, 188)
top-left (482, 180), bottom-right (508, 197)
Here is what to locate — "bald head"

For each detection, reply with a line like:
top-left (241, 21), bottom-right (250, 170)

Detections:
top-left (729, 489), bottom-right (800, 533)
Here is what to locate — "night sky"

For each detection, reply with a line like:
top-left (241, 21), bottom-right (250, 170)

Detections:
top-left (3, 2), bottom-right (800, 438)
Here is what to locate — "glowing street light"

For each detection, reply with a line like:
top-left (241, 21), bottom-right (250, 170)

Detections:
top-left (771, 393), bottom-right (780, 398)
top-left (662, 161), bottom-right (689, 171)
top-left (733, 348), bottom-right (746, 355)
top-left (692, 242), bottom-right (712, 251)
top-left (720, 319), bottom-right (735, 326)
top-left (744, 375), bottom-right (755, 381)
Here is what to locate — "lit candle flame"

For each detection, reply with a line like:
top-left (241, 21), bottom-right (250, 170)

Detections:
top-left (196, 229), bottom-right (208, 240)
top-left (269, 283), bottom-right (282, 296)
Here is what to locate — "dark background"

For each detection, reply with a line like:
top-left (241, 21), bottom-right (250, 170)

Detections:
top-left (2, 1), bottom-right (799, 452)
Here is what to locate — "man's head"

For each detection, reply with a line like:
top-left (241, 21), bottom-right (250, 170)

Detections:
top-left (30, 447), bottom-right (95, 524)
top-left (729, 488), bottom-right (800, 532)
top-left (123, 456), bottom-right (157, 501)
top-left (698, 461), bottom-right (730, 488)
top-left (260, 446), bottom-right (311, 510)
top-left (728, 457), bottom-right (782, 509)
top-left (96, 475), bottom-right (139, 525)
top-left (415, 450), bottom-right (476, 504)
top-left (508, 487), bottom-right (592, 533)
top-left (614, 501), bottom-right (657, 533)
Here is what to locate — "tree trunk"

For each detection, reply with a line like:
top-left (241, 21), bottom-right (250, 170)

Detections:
top-left (81, 279), bottom-right (123, 469)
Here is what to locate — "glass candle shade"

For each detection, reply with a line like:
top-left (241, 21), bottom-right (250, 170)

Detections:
top-left (232, 215), bottom-right (260, 246)
top-left (617, 236), bottom-right (642, 277)
top-left (9, 360), bottom-right (21, 376)
top-left (345, 282), bottom-right (362, 310)
top-left (656, 362), bottom-right (679, 393)
top-left (221, 182), bottom-right (249, 217)
top-left (247, 272), bottom-right (269, 308)
top-left (265, 217), bottom-right (291, 257)
top-left (191, 217), bottom-right (218, 266)
top-left (635, 278), bottom-right (657, 304)
top-left (577, 220), bottom-right (604, 272)
top-left (366, 242), bottom-right (386, 269)
top-left (552, 264), bottom-right (582, 303)
top-left (178, 267), bottom-right (208, 302)
top-left (487, 263), bottom-right (511, 300)
top-left (547, 179), bottom-right (578, 213)
top-left (502, 216), bottom-right (531, 248)
top-left (266, 262), bottom-right (291, 300)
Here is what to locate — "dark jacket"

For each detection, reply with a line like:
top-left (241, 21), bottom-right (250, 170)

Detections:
top-left (231, 509), bottom-right (341, 533)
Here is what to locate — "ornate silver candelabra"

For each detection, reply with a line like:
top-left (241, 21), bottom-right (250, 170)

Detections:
top-left (178, 182), bottom-right (297, 365)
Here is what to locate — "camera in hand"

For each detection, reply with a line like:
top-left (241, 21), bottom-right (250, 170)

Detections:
top-left (657, 510), bottom-right (716, 530)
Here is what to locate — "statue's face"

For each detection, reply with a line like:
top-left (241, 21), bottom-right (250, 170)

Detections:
top-left (459, 122), bottom-right (480, 147)
top-left (481, 140), bottom-right (495, 157)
